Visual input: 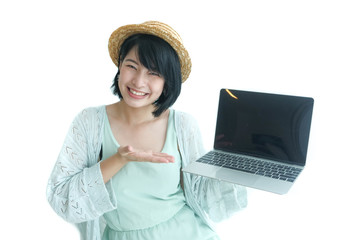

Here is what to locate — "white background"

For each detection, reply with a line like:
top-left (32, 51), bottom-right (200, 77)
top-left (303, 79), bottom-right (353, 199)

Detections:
top-left (1, 0), bottom-right (359, 239)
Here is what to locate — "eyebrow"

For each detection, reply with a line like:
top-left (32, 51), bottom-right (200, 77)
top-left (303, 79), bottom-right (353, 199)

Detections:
top-left (124, 59), bottom-right (139, 65)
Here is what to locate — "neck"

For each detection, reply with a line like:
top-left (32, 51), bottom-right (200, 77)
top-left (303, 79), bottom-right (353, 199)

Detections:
top-left (115, 101), bottom-right (158, 125)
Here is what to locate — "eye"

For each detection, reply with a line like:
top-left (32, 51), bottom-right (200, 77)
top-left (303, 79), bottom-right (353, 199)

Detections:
top-left (149, 71), bottom-right (161, 77)
top-left (126, 64), bottom-right (137, 70)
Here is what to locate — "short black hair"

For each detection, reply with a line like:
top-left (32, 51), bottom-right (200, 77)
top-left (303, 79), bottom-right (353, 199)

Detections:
top-left (111, 34), bottom-right (182, 117)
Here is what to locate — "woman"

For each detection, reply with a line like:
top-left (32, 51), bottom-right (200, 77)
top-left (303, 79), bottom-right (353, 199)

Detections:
top-left (47, 21), bottom-right (247, 240)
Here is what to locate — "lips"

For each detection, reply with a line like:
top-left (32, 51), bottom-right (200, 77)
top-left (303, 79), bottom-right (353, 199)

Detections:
top-left (129, 88), bottom-right (146, 96)
top-left (127, 87), bottom-right (149, 99)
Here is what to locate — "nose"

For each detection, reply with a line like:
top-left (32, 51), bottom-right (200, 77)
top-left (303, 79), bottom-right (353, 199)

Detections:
top-left (131, 71), bottom-right (148, 88)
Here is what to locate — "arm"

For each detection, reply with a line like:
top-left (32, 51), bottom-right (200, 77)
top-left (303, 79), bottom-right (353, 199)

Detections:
top-left (47, 108), bottom-right (175, 223)
top-left (46, 108), bottom-right (116, 223)
top-left (177, 112), bottom-right (248, 223)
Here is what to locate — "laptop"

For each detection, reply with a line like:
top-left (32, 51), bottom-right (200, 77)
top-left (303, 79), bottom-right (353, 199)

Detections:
top-left (183, 89), bottom-right (314, 194)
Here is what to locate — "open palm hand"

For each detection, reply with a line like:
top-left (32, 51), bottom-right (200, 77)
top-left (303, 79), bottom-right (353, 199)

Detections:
top-left (118, 145), bottom-right (175, 164)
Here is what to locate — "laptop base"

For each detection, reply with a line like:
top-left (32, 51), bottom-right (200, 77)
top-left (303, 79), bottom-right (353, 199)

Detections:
top-left (183, 161), bottom-right (297, 195)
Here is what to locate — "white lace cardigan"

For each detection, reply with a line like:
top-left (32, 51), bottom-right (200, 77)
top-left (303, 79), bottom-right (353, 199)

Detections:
top-left (46, 106), bottom-right (247, 240)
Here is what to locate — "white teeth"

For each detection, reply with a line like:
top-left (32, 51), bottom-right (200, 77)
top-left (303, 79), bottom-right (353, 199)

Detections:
top-left (130, 89), bottom-right (146, 96)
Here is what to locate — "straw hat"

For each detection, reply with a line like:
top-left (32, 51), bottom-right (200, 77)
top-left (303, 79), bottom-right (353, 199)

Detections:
top-left (108, 21), bottom-right (192, 82)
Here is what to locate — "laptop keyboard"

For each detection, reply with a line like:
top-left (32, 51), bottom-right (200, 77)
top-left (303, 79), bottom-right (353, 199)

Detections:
top-left (197, 151), bottom-right (302, 182)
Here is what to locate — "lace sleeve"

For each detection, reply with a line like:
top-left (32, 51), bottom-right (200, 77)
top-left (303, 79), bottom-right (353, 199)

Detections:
top-left (46, 108), bottom-right (116, 223)
top-left (178, 112), bottom-right (247, 223)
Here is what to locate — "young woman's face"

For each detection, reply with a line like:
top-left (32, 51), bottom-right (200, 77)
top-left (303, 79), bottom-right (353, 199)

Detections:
top-left (118, 47), bottom-right (165, 110)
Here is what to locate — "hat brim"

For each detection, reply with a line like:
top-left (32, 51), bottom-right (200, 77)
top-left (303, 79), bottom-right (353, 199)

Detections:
top-left (108, 21), bottom-right (191, 82)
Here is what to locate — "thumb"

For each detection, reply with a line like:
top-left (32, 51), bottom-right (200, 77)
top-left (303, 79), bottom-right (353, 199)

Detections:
top-left (118, 145), bottom-right (133, 156)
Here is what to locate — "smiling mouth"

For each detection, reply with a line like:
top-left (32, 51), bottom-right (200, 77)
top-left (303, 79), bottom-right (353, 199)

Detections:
top-left (128, 87), bottom-right (148, 96)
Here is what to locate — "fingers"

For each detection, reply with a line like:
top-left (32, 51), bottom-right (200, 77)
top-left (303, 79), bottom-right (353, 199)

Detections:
top-left (152, 152), bottom-right (175, 161)
top-left (118, 145), bottom-right (175, 163)
top-left (150, 153), bottom-right (175, 163)
top-left (132, 151), bottom-right (175, 163)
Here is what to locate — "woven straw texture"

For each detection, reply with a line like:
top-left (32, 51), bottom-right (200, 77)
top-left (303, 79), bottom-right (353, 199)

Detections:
top-left (108, 21), bottom-right (191, 82)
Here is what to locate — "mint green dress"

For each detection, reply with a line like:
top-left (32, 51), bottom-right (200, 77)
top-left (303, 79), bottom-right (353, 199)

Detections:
top-left (102, 109), bottom-right (220, 240)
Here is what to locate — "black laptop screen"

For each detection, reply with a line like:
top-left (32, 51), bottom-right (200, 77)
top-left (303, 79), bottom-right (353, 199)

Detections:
top-left (214, 89), bottom-right (314, 166)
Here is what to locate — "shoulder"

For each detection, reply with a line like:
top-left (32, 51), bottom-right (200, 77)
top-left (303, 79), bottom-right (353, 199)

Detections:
top-left (173, 110), bottom-right (201, 136)
top-left (71, 105), bottom-right (106, 134)
top-left (71, 106), bottom-right (106, 149)
top-left (78, 105), bottom-right (106, 117)
top-left (74, 105), bottom-right (106, 122)
top-left (174, 110), bottom-right (198, 126)
top-left (173, 109), bottom-right (206, 163)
